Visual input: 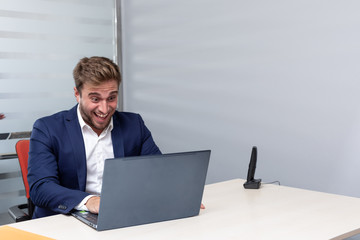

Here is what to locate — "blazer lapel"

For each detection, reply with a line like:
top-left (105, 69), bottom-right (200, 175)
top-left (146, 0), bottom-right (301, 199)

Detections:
top-left (65, 105), bottom-right (87, 191)
top-left (112, 112), bottom-right (125, 158)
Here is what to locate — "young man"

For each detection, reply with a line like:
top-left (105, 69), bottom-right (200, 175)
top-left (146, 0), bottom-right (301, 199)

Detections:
top-left (27, 57), bottom-right (161, 218)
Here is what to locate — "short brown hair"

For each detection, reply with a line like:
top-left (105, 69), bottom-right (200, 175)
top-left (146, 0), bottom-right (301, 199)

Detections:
top-left (73, 56), bottom-right (121, 94)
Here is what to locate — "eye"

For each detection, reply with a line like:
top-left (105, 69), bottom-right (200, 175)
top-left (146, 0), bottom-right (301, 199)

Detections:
top-left (108, 95), bottom-right (117, 102)
top-left (91, 97), bottom-right (99, 103)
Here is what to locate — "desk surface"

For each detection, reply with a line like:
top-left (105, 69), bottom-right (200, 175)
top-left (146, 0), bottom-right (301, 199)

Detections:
top-left (7, 179), bottom-right (360, 240)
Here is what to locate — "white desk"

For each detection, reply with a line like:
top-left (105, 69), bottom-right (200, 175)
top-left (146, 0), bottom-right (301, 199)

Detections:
top-left (7, 179), bottom-right (360, 239)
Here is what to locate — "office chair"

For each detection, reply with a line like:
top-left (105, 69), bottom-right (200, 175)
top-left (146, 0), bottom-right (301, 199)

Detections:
top-left (8, 139), bottom-right (35, 222)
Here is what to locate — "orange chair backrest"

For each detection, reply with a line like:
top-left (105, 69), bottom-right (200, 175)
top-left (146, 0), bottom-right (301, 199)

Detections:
top-left (15, 140), bottom-right (30, 199)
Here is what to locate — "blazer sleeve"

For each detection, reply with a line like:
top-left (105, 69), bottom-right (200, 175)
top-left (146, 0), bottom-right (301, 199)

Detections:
top-left (27, 118), bottom-right (89, 215)
top-left (137, 114), bottom-right (162, 155)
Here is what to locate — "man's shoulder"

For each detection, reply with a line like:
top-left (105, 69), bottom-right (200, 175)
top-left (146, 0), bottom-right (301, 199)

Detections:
top-left (35, 106), bottom-right (77, 124)
top-left (113, 111), bottom-right (140, 118)
top-left (113, 111), bottom-right (144, 125)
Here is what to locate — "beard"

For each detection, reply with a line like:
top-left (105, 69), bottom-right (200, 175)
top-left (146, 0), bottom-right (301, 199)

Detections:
top-left (79, 102), bottom-right (113, 134)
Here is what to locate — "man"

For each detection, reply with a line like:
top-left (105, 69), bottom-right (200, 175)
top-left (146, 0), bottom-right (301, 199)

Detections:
top-left (27, 56), bottom-right (161, 218)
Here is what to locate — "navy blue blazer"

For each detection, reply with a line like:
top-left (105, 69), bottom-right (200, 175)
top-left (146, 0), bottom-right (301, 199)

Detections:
top-left (27, 105), bottom-right (161, 218)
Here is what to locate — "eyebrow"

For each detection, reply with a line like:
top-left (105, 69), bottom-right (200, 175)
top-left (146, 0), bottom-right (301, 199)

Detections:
top-left (88, 91), bottom-right (118, 97)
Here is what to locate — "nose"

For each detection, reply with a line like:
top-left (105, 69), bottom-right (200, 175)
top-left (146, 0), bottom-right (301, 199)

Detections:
top-left (98, 100), bottom-right (109, 114)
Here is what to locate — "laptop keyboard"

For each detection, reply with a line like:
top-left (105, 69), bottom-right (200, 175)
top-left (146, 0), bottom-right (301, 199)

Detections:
top-left (79, 211), bottom-right (98, 223)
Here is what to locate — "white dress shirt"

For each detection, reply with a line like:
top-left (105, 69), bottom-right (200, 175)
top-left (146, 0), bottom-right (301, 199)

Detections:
top-left (75, 105), bottom-right (114, 210)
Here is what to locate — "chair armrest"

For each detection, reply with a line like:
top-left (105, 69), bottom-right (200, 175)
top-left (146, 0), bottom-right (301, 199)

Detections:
top-left (8, 204), bottom-right (31, 222)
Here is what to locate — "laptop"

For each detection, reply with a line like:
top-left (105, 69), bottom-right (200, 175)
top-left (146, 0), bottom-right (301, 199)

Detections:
top-left (71, 150), bottom-right (211, 231)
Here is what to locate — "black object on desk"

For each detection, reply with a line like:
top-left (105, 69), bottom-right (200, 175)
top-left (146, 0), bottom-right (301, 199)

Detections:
top-left (243, 146), bottom-right (261, 189)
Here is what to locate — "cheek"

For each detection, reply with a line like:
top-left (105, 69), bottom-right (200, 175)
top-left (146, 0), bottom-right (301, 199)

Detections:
top-left (109, 101), bottom-right (118, 110)
top-left (81, 100), bottom-right (96, 112)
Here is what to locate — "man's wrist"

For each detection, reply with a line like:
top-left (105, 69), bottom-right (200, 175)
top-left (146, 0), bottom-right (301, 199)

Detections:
top-left (74, 195), bottom-right (95, 211)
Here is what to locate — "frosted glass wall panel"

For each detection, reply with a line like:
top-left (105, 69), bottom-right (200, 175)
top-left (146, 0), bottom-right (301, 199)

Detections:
top-left (0, 0), bottom-right (115, 150)
top-left (0, 0), bottom-right (116, 218)
top-left (121, 0), bottom-right (360, 197)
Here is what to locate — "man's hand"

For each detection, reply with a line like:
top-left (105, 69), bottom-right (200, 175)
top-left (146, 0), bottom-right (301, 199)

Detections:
top-left (85, 196), bottom-right (100, 214)
top-left (201, 203), bottom-right (205, 209)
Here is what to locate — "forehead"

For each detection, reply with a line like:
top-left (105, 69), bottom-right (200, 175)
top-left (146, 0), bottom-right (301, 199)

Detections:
top-left (82, 80), bottom-right (119, 95)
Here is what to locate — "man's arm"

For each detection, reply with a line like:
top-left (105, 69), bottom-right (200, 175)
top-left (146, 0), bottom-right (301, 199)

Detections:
top-left (137, 114), bottom-right (162, 155)
top-left (28, 118), bottom-right (89, 215)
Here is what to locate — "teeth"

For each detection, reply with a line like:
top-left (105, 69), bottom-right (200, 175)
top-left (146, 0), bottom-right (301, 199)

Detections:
top-left (96, 113), bottom-right (108, 118)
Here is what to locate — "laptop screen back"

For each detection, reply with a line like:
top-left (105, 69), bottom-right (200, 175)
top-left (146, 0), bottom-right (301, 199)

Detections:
top-left (96, 150), bottom-right (210, 231)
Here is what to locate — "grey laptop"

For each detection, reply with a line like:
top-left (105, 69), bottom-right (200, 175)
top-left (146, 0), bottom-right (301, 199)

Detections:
top-left (71, 150), bottom-right (211, 231)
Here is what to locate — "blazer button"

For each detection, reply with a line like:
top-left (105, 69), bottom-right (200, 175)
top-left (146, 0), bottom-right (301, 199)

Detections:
top-left (58, 205), bottom-right (67, 210)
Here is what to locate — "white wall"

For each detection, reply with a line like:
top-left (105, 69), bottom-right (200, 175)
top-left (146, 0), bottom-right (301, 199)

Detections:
top-left (121, 0), bottom-right (360, 197)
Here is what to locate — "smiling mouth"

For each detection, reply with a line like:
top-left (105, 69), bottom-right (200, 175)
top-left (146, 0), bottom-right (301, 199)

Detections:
top-left (94, 112), bottom-right (109, 119)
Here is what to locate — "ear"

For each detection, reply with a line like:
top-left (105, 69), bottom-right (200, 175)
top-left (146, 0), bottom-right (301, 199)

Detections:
top-left (74, 87), bottom-right (80, 103)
